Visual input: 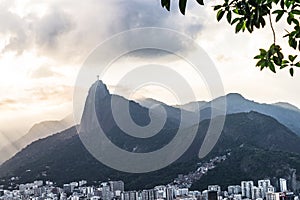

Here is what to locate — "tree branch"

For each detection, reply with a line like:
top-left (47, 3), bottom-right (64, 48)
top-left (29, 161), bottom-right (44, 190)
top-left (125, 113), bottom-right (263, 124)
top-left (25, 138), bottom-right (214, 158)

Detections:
top-left (269, 13), bottom-right (276, 44)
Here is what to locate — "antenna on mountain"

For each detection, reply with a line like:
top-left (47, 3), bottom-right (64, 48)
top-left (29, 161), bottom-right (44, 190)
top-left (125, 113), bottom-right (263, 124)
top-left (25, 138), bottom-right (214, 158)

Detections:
top-left (96, 75), bottom-right (99, 80)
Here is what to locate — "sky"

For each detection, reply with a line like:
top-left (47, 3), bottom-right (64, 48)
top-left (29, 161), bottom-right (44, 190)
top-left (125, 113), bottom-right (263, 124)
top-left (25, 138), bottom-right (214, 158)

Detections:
top-left (0, 0), bottom-right (299, 144)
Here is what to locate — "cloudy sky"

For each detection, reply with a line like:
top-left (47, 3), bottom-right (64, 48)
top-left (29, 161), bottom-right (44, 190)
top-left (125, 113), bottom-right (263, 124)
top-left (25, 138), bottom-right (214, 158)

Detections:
top-left (0, 0), bottom-right (299, 144)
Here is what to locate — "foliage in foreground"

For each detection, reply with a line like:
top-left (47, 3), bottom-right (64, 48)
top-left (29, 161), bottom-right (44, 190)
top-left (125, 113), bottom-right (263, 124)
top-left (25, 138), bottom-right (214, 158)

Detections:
top-left (161, 0), bottom-right (300, 76)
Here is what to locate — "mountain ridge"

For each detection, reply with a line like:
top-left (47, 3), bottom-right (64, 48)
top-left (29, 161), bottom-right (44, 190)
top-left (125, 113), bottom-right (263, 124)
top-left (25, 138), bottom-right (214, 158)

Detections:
top-left (0, 81), bottom-right (300, 190)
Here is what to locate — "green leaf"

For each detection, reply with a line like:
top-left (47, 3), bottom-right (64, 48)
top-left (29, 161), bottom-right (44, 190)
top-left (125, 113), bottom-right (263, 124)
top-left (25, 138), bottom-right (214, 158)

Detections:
top-left (282, 60), bottom-right (289, 64)
top-left (268, 62), bottom-right (276, 73)
top-left (289, 55), bottom-right (297, 62)
top-left (196, 0), bottom-right (204, 5)
top-left (227, 11), bottom-right (232, 23)
top-left (231, 18), bottom-right (240, 25)
top-left (254, 55), bottom-right (262, 59)
top-left (278, 51), bottom-right (284, 60)
top-left (259, 49), bottom-right (267, 56)
top-left (256, 59), bottom-right (265, 67)
top-left (287, 13), bottom-right (294, 25)
top-left (280, 65), bottom-right (288, 69)
top-left (260, 17), bottom-right (266, 27)
top-left (235, 20), bottom-right (244, 33)
top-left (280, 0), bottom-right (284, 9)
top-left (246, 20), bottom-right (253, 33)
top-left (213, 5), bottom-right (222, 10)
top-left (285, 0), bottom-right (293, 9)
top-left (217, 10), bottom-right (225, 21)
top-left (295, 62), bottom-right (300, 67)
top-left (179, 0), bottom-right (187, 15)
top-left (161, 0), bottom-right (171, 11)
top-left (280, 60), bottom-right (289, 69)
top-left (292, 18), bottom-right (299, 26)
top-left (290, 68), bottom-right (294, 76)
top-left (272, 10), bottom-right (282, 14)
top-left (242, 20), bottom-right (246, 32)
top-left (273, 56), bottom-right (281, 66)
top-left (274, 10), bottom-right (285, 22)
top-left (233, 8), bottom-right (239, 14)
top-left (267, 0), bottom-right (273, 5)
top-left (291, 10), bottom-right (300, 15)
top-left (289, 38), bottom-right (297, 49)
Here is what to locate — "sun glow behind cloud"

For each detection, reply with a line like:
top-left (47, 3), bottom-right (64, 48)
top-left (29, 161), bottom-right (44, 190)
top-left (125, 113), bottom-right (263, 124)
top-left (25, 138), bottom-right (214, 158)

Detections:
top-left (0, 48), bottom-right (76, 136)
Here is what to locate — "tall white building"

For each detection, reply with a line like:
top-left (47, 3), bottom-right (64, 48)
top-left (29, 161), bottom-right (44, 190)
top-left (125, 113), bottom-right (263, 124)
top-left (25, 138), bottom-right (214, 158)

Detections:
top-left (266, 192), bottom-right (280, 200)
top-left (228, 186), bottom-right (235, 195)
top-left (258, 179), bottom-right (271, 198)
top-left (102, 185), bottom-right (112, 200)
top-left (267, 186), bottom-right (275, 193)
top-left (252, 186), bottom-right (264, 199)
top-left (141, 190), bottom-right (155, 200)
top-left (228, 185), bottom-right (241, 195)
top-left (109, 181), bottom-right (125, 193)
top-left (208, 185), bottom-right (221, 193)
top-left (279, 178), bottom-right (288, 192)
top-left (241, 181), bottom-right (254, 199)
top-left (154, 186), bottom-right (167, 199)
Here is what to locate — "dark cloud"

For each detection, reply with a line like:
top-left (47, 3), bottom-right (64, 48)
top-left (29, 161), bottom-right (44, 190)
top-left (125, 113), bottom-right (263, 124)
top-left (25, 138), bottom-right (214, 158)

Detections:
top-left (0, 0), bottom-right (206, 62)
top-left (35, 8), bottom-right (74, 49)
top-left (105, 0), bottom-right (204, 58)
top-left (114, 0), bottom-right (204, 36)
top-left (0, 9), bottom-right (30, 54)
top-left (0, 5), bottom-right (74, 55)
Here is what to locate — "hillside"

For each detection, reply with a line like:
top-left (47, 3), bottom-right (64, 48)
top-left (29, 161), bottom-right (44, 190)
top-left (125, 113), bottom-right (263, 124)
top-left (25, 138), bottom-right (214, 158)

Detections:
top-left (191, 146), bottom-right (300, 191)
top-left (0, 112), bottom-right (300, 190)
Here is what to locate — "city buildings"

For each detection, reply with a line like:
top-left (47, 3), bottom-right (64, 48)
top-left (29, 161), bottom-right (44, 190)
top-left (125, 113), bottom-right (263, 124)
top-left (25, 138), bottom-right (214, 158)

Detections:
top-left (241, 181), bottom-right (254, 199)
top-left (0, 176), bottom-right (298, 200)
top-left (279, 179), bottom-right (288, 192)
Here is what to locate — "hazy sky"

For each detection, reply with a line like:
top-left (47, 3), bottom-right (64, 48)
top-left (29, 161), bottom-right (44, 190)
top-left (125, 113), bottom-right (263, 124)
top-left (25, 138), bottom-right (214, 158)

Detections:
top-left (0, 0), bottom-right (299, 142)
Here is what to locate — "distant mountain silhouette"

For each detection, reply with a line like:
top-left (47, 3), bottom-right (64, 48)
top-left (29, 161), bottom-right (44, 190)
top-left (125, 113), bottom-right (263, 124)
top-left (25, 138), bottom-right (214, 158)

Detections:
top-left (273, 102), bottom-right (300, 112)
top-left (173, 93), bottom-right (300, 136)
top-left (0, 114), bottom-right (74, 164)
top-left (141, 93), bottom-right (300, 136)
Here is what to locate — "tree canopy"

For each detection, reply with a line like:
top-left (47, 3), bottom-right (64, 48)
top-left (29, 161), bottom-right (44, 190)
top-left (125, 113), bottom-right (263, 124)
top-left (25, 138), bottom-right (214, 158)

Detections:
top-left (161, 0), bottom-right (300, 76)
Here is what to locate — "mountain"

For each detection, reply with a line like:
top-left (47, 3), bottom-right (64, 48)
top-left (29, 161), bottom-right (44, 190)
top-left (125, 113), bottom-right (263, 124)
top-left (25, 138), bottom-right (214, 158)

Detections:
top-left (273, 102), bottom-right (300, 112)
top-left (0, 114), bottom-right (74, 164)
top-left (0, 81), bottom-right (300, 189)
top-left (221, 94), bottom-right (300, 135)
top-left (140, 93), bottom-right (300, 136)
top-left (174, 101), bottom-right (207, 112)
top-left (137, 98), bottom-right (165, 108)
top-left (1, 111), bottom-right (300, 189)
top-left (1, 81), bottom-right (300, 190)
top-left (136, 96), bottom-right (220, 127)
top-left (0, 126), bottom-right (197, 190)
top-left (179, 93), bottom-right (300, 136)
top-left (191, 145), bottom-right (300, 191)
